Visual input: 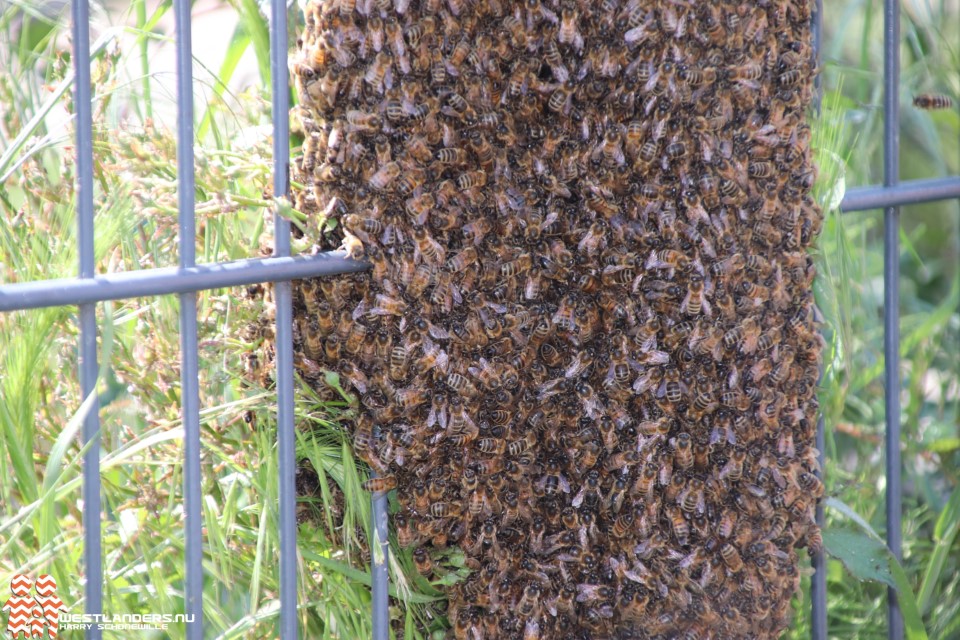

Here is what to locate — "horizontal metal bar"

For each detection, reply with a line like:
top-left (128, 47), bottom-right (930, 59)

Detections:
top-left (0, 252), bottom-right (369, 312)
top-left (841, 176), bottom-right (960, 212)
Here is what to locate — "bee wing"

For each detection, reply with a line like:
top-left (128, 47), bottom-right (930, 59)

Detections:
top-left (680, 290), bottom-right (694, 314)
top-left (571, 486), bottom-right (585, 508)
top-left (564, 353), bottom-right (585, 378)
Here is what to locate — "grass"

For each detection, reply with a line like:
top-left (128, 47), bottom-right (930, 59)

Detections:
top-left (0, 1), bottom-right (439, 638)
top-left (0, 1), bottom-right (958, 639)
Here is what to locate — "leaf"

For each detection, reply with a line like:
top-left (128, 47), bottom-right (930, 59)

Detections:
top-left (433, 572), bottom-right (465, 586)
top-left (917, 486), bottom-right (960, 613)
top-left (927, 437), bottom-right (960, 454)
top-left (824, 527), bottom-right (895, 587)
top-left (825, 499), bottom-right (930, 640)
top-left (825, 496), bottom-right (882, 540)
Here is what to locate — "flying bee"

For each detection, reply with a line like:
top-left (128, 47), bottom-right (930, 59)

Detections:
top-left (797, 471), bottom-right (824, 498)
top-left (415, 341), bottom-right (449, 374)
top-left (395, 386), bottom-right (429, 411)
top-left (461, 217), bottom-right (493, 246)
top-left (913, 94), bottom-right (953, 110)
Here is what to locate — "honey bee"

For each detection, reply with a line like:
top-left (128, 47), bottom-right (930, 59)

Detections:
top-left (647, 248), bottom-right (690, 271)
top-left (368, 161), bottom-right (401, 190)
top-left (556, 6), bottom-right (583, 51)
top-left (508, 430), bottom-right (537, 456)
top-left (447, 372), bottom-right (479, 398)
top-left (346, 109), bottom-right (382, 133)
top-left (411, 225), bottom-right (446, 265)
top-left (363, 475), bottom-right (397, 493)
top-left (913, 94), bottom-right (953, 110)
top-left (719, 543), bottom-right (743, 572)
top-left (363, 51), bottom-right (391, 90)
top-left (517, 583), bottom-right (542, 618)
top-left (478, 437), bottom-right (506, 455)
top-left (668, 506), bottom-right (690, 546)
top-left (429, 501), bottom-right (457, 518)
top-left (456, 170), bottom-right (487, 190)
top-left (547, 82), bottom-right (574, 114)
top-left (671, 432), bottom-right (694, 470)
top-left (388, 345), bottom-right (410, 380)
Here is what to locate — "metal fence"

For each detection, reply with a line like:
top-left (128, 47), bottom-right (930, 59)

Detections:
top-left (0, 0), bottom-right (959, 638)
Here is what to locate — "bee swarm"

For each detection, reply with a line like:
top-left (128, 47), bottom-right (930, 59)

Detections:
top-left (283, 0), bottom-right (823, 637)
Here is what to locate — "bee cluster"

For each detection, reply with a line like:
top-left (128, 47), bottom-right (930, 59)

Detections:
top-left (282, 0), bottom-right (824, 637)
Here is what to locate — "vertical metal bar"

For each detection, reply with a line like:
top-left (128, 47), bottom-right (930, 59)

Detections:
top-left (810, 2), bottom-right (828, 638)
top-left (70, 1), bottom-right (101, 637)
top-left (811, 413), bottom-right (828, 640)
top-left (813, 0), bottom-right (824, 114)
top-left (372, 486), bottom-right (390, 640)
top-left (173, 0), bottom-right (203, 636)
top-left (270, 0), bottom-right (297, 637)
top-left (883, 0), bottom-right (903, 638)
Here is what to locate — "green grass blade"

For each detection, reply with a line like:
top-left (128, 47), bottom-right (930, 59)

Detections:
top-left (229, 0), bottom-right (271, 86)
top-left (197, 24), bottom-right (251, 140)
top-left (0, 28), bottom-right (119, 182)
top-left (917, 486), bottom-right (960, 614)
